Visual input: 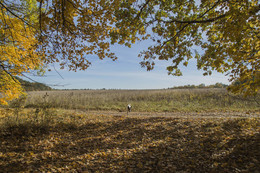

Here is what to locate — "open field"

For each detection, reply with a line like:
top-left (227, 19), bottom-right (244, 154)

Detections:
top-left (0, 108), bottom-right (259, 172)
top-left (1, 88), bottom-right (259, 172)
top-left (23, 88), bottom-right (260, 112)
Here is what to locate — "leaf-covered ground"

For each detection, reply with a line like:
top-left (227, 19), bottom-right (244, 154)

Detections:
top-left (0, 110), bottom-right (259, 172)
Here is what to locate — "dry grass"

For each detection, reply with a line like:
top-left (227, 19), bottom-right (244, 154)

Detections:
top-left (1, 89), bottom-right (259, 172)
top-left (23, 88), bottom-right (260, 112)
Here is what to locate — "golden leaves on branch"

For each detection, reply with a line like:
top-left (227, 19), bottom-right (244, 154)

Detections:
top-left (39, 0), bottom-right (122, 72)
top-left (0, 8), bottom-right (43, 104)
top-left (1, 0), bottom-right (122, 104)
top-left (112, 0), bottom-right (259, 96)
top-left (1, 0), bottom-right (259, 104)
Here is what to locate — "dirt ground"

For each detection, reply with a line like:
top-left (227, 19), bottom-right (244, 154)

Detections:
top-left (80, 110), bottom-right (260, 118)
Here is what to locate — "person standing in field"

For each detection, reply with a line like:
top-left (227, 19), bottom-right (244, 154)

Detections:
top-left (127, 104), bottom-right (131, 115)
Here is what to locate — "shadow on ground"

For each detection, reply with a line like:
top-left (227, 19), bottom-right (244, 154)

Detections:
top-left (0, 116), bottom-right (259, 172)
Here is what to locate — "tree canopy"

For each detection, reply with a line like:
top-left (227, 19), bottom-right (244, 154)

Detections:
top-left (0, 0), bottom-right (259, 104)
top-left (112, 0), bottom-right (259, 96)
top-left (0, 0), bottom-right (43, 104)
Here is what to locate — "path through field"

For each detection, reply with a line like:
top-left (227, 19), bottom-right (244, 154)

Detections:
top-left (81, 110), bottom-right (260, 118)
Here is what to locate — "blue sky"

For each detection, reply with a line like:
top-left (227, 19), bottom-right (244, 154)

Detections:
top-left (32, 40), bottom-right (230, 89)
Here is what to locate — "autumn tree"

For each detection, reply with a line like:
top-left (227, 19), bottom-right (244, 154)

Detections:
top-left (111, 0), bottom-right (259, 96)
top-left (0, 0), bottom-right (259, 104)
top-left (0, 0), bottom-right (121, 104)
top-left (0, 0), bottom-right (43, 104)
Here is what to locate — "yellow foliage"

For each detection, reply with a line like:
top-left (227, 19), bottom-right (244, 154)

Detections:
top-left (112, 0), bottom-right (260, 96)
top-left (0, 8), bottom-right (43, 104)
top-left (1, 0), bottom-right (259, 104)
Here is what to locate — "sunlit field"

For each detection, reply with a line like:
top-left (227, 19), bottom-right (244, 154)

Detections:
top-left (24, 88), bottom-right (259, 112)
top-left (1, 0), bottom-right (259, 172)
top-left (0, 88), bottom-right (259, 172)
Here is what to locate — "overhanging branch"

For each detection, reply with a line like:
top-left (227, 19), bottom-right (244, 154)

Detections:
top-left (0, 1), bottom-right (33, 28)
top-left (132, 0), bottom-right (151, 22)
top-left (0, 63), bottom-right (19, 83)
top-left (161, 13), bottom-right (229, 24)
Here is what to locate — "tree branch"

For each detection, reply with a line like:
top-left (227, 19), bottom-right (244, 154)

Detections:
top-left (0, 63), bottom-right (19, 83)
top-left (39, 0), bottom-right (43, 41)
top-left (161, 13), bottom-right (228, 24)
top-left (0, 1), bottom-right (33, 28)
top-left (133, 0), bottom-right (151, 22)
top-left (159, 0), bottom-right (228, 49)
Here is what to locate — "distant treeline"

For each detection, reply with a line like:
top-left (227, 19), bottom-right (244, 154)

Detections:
top-left (170, 83), bottom-right (228, 89)
top-left (53, 83), bottom-right (229, 91)
top-left (16, 77), bottom-right (52, 91)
